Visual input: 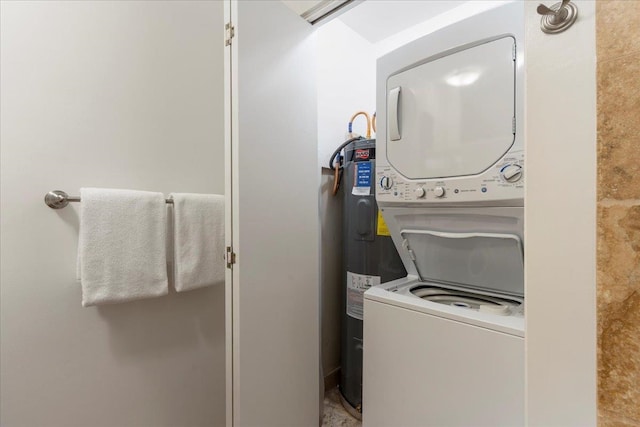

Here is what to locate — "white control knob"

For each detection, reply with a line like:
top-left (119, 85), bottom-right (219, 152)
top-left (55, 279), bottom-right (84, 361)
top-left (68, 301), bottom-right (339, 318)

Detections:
top-left (414, 187), bottom-right (426, 198)
top-left (380, 176), bottom-right (393, 190)
top-left (501, 164), bottom-right (523, 183)
top-left (434, 186), bottom-right (445, 198)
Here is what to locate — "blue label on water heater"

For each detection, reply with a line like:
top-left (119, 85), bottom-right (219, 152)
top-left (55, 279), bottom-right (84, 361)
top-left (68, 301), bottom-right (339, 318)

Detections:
top-left (356, 162), bottom-right (372, 187)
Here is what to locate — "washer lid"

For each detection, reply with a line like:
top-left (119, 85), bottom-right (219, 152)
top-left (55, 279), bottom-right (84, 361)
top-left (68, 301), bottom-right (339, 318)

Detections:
top-left (400, 229), bottom-right (524, 296)
top-left (386, 36), bottom-right (516, 179)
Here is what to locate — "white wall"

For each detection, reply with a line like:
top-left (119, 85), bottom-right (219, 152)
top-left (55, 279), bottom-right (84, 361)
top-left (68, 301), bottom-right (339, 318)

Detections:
top-left (0, 2), bottom-right (225, 426)
top-left (374, 1), bottom-right (511, 57)
top-left (316, 19), bottom-right (377, 169)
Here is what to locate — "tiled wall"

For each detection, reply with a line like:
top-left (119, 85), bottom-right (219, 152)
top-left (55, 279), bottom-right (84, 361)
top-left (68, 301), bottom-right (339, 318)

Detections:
top-left (597, 1), bottom-right (640, 426)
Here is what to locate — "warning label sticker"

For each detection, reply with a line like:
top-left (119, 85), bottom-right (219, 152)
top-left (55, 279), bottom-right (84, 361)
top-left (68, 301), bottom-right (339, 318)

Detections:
top-left (376, 210), bottom-right (391, 236)
top-left (352, 162), bottom-right (371, 196)
top-left (346, 271), bottom-right (380, 320)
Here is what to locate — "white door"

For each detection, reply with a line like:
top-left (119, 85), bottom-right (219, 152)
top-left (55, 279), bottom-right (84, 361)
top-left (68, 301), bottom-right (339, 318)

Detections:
top-left (226, 1), bottom-right (319, 426)
top-left (524, 1), bottom-right (597, 425)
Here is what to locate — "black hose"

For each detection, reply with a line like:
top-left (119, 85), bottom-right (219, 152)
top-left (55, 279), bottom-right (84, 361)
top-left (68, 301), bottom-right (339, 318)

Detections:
top-left (328, 137), bottom-right (364, 170)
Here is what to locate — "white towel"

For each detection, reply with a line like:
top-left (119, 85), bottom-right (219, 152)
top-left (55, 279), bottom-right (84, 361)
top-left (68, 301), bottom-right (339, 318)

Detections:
top-left (170, 193), bottom-right (225, 292)
top-left (78, 188), bottom-right (169, 306)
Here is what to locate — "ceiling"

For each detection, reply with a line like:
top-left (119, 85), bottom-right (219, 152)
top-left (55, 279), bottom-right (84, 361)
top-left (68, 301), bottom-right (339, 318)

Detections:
top-left (338, 1), bottom-right (466, 43)
top-left (281, 0), bottom-right (324, 16)
top-left (281, 0), bottom-right (353, 23)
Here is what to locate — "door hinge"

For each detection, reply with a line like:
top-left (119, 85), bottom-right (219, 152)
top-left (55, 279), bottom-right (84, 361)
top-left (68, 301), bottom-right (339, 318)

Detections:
top-left (226, 246), bottom-right (236, 268)
top-left (512, 116), bottom-right (516, 134)
top-left (225, 22), bottom-right (235, 46)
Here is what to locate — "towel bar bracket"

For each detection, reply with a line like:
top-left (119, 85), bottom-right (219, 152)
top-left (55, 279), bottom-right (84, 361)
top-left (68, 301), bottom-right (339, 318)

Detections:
top-left (45, 190), bottom-right (77, 209)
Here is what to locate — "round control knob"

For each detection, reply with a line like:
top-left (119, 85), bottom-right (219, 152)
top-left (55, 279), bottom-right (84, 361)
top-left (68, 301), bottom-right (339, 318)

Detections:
top-left (501, 164), bottom-right (523, 183)
top-left (414, 187), bottom-right (426, 198)
top-left (434, 186), bottom-right (445, 198)
top-left (380, 176), bottom-right (393, 190)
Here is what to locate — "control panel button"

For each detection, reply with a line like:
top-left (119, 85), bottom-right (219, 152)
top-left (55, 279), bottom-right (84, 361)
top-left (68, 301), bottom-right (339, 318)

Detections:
top-left (434, 186), bottom-right (445, 198)
top-left (414, 187), bottom-right (426, 198)
top-left (380, 176), bottom-right (393, 190)
top-left (501, 164), bottom-right (523, 183)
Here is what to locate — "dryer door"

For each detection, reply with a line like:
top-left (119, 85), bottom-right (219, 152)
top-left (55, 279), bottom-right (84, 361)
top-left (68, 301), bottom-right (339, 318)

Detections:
top-left (386, 36), bottom-right (516, 179)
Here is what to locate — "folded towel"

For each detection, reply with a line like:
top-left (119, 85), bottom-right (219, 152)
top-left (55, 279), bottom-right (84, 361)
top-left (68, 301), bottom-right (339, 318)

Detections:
top-left (170, 193), bottom-right (225, 292)
top-left (78, 188), bottom-right (169, 306)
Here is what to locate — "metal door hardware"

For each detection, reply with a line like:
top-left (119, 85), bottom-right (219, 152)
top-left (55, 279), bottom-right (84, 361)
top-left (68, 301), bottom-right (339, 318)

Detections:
top-left (226, 246), bottom-right (236, 268)
top-left (537, 0), bottom-right (578, 34)
top-left (225, 22), bottom-right (235, 46)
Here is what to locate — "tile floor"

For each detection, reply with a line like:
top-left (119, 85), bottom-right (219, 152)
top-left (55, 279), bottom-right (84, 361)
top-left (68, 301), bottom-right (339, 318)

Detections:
top-left (322, 388), bottom-right (361, 427)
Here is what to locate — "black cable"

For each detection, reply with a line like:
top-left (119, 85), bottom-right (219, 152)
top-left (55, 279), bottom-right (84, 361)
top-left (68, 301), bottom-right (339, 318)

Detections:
top-left (328, 136), bottom-right (364, 170)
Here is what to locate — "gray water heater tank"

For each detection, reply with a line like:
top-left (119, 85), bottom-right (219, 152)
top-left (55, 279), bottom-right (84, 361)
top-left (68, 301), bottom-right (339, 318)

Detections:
top-left (340, 139), bottom-right (407, 412)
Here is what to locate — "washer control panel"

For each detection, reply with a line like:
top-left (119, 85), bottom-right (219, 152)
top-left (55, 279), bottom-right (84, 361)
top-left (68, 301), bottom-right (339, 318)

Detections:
top-left (376, 151), bottom-right (524, 204)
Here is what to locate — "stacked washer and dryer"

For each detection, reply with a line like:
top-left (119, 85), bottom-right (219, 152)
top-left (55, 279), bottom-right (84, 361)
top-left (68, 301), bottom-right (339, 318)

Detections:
top-left (363, 3), bottom-right (525, 426)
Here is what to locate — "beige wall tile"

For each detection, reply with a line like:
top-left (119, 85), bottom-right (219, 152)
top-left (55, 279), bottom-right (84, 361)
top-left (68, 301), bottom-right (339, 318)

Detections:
top-left (599, 410), bottom-right (640, 427)
top-left (597, 205), bottom-right (640, 310)
top-left (597, 53), bottom-right (640, 200)
top-left (597, 204), bottom-right (640, 423)
top-left (597, 0), bottom-right (640, 62)
top-left (597, 1), bottom-right (640, 425)
top-left (598, 291), bottom-right (640, 422)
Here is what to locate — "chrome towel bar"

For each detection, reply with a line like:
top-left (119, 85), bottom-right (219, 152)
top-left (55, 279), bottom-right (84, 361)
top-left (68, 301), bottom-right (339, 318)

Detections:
top-left (44, 190), bottom-right (174, 209)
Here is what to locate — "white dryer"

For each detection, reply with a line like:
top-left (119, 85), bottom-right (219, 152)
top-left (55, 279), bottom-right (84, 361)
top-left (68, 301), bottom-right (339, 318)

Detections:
top-left (363, 3), bottom-right (525, 426)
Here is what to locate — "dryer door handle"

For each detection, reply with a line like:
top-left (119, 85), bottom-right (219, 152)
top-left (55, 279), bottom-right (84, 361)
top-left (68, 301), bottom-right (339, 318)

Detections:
top-left (388, 86), bottom-right (402, 141)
